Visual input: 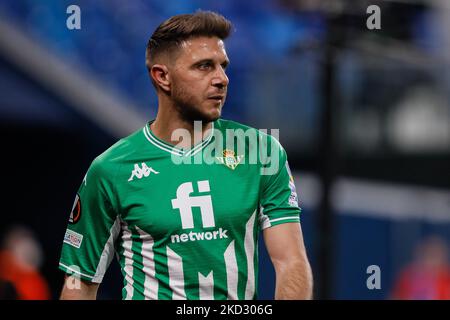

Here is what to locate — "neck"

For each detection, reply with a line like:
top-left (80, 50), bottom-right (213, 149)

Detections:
top-left (150, 97), bottom-right (213, 149)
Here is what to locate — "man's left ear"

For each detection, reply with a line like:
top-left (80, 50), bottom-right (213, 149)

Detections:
top-left (151, 64), bottom-right (171, 91)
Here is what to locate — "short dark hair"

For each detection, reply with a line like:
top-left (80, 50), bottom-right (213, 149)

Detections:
top-left (146, 11), bottom-right (232, 70)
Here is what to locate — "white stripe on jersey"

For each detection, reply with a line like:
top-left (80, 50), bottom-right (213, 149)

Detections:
top-left (198, 271), bottom-right (214, 300)
top-left (93, 217), bottom-right (121, 283)
top-left (121, 222), bottom-right (134, 300)
top-left (258, 205), bottom-right (271, 230)
top-left (244, 211), bottom-right (256, 300)
top-left (143, 126), bottom-right (183, 156)
top-left (59, 262), bottom-right (95, 279)
top-left (167, 246), bottom-right (186, 300)
top-left (269, 216), bottom-right (300, 224)
top-left (143, 122), bottom-right (214, 157)
top-left (135, 226), bottom-right (158, 300)
top-left (185, 123), bottom-right (215, 156)
top-left (224, 240), bottom-right (239, 300)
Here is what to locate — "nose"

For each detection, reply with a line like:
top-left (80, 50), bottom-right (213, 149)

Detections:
top-left (211, 66), bottom-right (229, 89)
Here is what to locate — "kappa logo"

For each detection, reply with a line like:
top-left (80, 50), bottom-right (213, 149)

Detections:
top-left (128, 162), bottom-right (159, 181)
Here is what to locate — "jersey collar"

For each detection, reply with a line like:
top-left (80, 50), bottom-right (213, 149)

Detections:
top-left (143, 121), bottom-right (215, 157)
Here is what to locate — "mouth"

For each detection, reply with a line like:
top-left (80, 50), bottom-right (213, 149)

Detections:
top-left (208, 95), bottom-right (225, 101)
top-left (207, 95), bottom-right (225, 106)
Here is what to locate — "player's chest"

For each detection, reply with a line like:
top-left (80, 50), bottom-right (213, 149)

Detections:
top-left (117, 160), bottom-right (261, 239)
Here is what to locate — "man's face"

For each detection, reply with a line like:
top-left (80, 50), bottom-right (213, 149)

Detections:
top-left (169, 36), bottom-right (229, 122)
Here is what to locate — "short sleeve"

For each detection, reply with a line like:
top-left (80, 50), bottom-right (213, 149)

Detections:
top-left (259, 138), bottom-right (301, 230)
top-left (59, 158), bottom-right (120, 283)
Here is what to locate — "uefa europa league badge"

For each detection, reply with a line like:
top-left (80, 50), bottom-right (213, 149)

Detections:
top-left (216, 149), bottom-right (244, 170)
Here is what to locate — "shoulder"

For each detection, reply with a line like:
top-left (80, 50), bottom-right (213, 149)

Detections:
top-left (217, 118), bottom-right (285, 153)
top-left (89, 126), bottom-right (146, 178)
top-left (215, 118), bottom-right (259, 134)
top-left (216, 118), bottom-right (283, 147)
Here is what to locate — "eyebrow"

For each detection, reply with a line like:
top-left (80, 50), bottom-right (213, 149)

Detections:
top-left (193, 58), bottom-right (230, 68)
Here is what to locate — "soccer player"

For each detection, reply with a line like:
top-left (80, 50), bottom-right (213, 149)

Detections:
top-left (59, 11), bottom-right (313, 300)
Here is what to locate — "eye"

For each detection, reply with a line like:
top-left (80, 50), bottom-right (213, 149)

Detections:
top-left (198, 62), bottom-right (212, 70)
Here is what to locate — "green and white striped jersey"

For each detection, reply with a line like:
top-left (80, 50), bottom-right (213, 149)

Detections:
top-left (59, 118), bottom-right (301, 300)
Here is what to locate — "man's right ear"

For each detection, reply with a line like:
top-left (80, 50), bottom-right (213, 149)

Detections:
top-left (150, 64), bottom-right (171, 92)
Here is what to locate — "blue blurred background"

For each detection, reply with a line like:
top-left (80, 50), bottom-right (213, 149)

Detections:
top-left (0, 0), bottom-right (449, 300)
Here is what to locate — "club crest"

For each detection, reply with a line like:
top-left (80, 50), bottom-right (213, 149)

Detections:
top-left (216, 149), bottom-right (244, 170)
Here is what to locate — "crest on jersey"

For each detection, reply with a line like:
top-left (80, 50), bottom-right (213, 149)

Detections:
top-left (216, 149), bottom-right (244, 170)
top-left (69, 193), bottom-right (81, 224)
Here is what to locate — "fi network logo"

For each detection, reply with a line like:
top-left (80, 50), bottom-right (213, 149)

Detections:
top-left (171, 180), bottom-right (228, 244)
top-left (171, 180), bottom-right (215, 229)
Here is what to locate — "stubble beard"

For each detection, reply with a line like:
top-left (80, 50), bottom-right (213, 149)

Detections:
top-left (171, 83), bottom-right (222, 124)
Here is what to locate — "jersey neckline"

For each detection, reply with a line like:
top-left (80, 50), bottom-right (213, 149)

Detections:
top-left (143, 120), bottom-right (215, 157)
